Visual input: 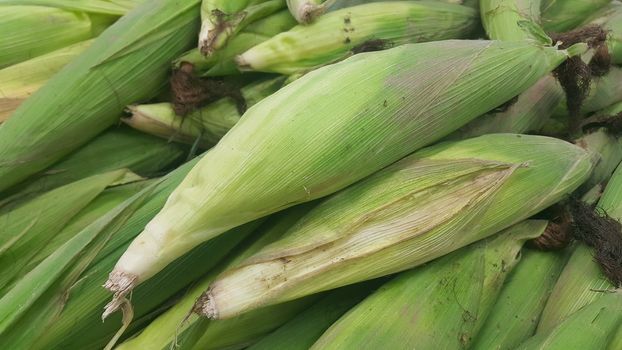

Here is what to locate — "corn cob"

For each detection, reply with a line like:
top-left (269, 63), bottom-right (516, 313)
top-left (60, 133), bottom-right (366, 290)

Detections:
top-left (537, 162), bottom-right (622, 333)
top-left (193, 134), bottom-right (590, 320)
top-left (517, 290), bottom-right (622, 349)
top-left (198, 0), bottom-right (286, 56)
top-left (0, 127), bottom-right (185, 209)
top-left (450, 75), bottom-right (564, 139)
top-left (124, 77), bottom-right (285, 148)
top-left (311, 220), bottom-right (542, 349)
top-left (0, 0), bottom-right (201, 193)
top-left (105, 40), bottom-right (575, 306)
top-left (470, 247), bottom-right (569, 349)
top-left (116, 204), bottom-right (317, 350)
top-left (2, 157), bottom-right (266, 350)
top-left (584, 1), bottom-right (622, 64)
top-left (248, 281), bottom-right (380, 350)
top-left (541, 0), bottom-right (611, 32)
top-left (236, 1), bottom-right (479, 74)
top-left (0, 40), bottom-right (92, 123)
top-left (177, 10), bottom-right (297, 76)
top-left (287, 0), bottom-right (332, 23)
top-left (0, 6), bottom-right (94, 68)
top-left (480, 0), bottom-right (543, 41)
top-left (0, 169), bottom-right (143, 295)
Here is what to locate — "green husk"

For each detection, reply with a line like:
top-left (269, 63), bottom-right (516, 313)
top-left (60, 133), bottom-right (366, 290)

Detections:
top-left (574, 128), bottom-right (622, 194)
top-left (537, 162), bottom-right (622, 333)
top-left (0, 6), bottom-right (94, 68)
top-left (517, 290), bottom-right (622, 349)
top-left (0, 0), bottom-right (202, 193)
top-left (583, 1), bottom-right (622, 64)
top-left (311, 220), bottom-right (543, 350)
top-left (0, 0), bottom-right (142, 15)
top-left (0, 169), bottom-right (142, 294)
top-left (195, 134), bottom-right (591, 320)
top-left (236, 1), bottom-right (479, 74)
top-left (177, 10), bottom-right (297, 76)
top-left (0, 40), bottom-right (92, 123)
top-left (540, 0), bottom-right (610, 32)
top-left (123, 77), bottom-right (285, 147)
top-left (116, 203), bottom-right (317, 350)
top-left (198, 0), bottom-right (286, 56)
top-left (470, 247), bottom-right (568, 349)
top-left (107, 40), bottom-right (574, 301)
top-left (16, 157), bottom-right (267, 350)
top-left (480, 0), bottom-right (545, 41)
top-left (0, 127), bottom-right (186, 208)
top-left (450, 75), bottom-right (564, 139)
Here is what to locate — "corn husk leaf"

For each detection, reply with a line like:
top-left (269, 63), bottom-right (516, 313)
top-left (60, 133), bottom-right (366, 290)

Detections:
top-left (0, 0), bottom-right (142, 15)
top-left (583, 1), bottom-right (622, 64)
top-left (110, 40), bottom-right (573, 294)
top-left (540, 0), bottom-right (610, 32)
top-left (237, 1), bottom-right (479, 74)
top-left (480, 0), bottom-right (545, 42)
top-left (311, 220), bottom-right (543, 350)
top-left (0, 0), bottom-right (201, 192)
top-left (575, 128), bottom-right (622, 194)
top-left (198, 134), bottom-right (591, 319)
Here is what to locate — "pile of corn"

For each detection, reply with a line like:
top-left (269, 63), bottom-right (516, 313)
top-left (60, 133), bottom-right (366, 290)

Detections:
top-left (2, 0), bottom-right (622, 349)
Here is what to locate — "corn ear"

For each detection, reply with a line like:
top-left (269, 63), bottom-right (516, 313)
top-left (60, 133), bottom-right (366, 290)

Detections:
top-left (124, 77), bottom-right (285, 147)
top-left (249, 281), bottom-right (381, 350)
top-left (0, 0), bottom-right (143, 16)
top-left (107, 40), bottom-right (574, 302)
top-left (541, 0), bottom-right (610, 32)
top-left (537, 162), bottom-right (622, 333)
top-left (311, 220), bottom-right (542, 350)
top-left (517, 290), bottom-right (622, 349)
top-left (0, 169), bottom-right (142, 294)
top-left (116, 204), bottom-right (316, 350)
top-left (236, 1), bottom-right (479, 74)
top-left (0, 40), bottom-right (92, 123)
top-left (177, 10), bottom-right (296, 76)
top-left (584, 2), bottom-right (622, 64)
top-left (470, 247), bottom-right (569, 349)
top-left (195, 134), bottom-right (591, 320)
top-left (480, 0), bottom-right (544, 41)
top-left (0, 0), bottom-right (201, 193)
top-left (574, 128), bottom-right (622, 194)
top-left (198, 0), bottom-right (286, 56)
top-left (0, 127), bottom-right (186, 208)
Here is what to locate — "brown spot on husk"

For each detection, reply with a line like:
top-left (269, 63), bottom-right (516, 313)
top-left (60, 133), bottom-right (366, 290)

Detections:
top-left (568, 197), bottom-right (622, 287)
top-left (351, 39), bottom-right (392, 54)
top-left (550, 25), bottom-right (609, 134)
top-left (170, 62), bottom-right (246, 116)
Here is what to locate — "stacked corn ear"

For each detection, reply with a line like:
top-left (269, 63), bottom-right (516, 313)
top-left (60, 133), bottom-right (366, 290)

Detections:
top-left (106, 40), bottom-right (576, 301)
top-left (0, 127), bottom-right (186, 209)
top-left (517, 290), bottom-right (622, 349)
top-left (480, 0), bottom-right (544, 41)
top-left (0, 40), bottom-right (92, 123)
top-left (540, 0), bottom-right (611, 32)
top-left (574, 128), bottom-right (622, 194)
top-left (470, 247), bottom-right (569, 349)
top-left (177, 9), bottom-right (297, 76)
top-left (0, 0), bottom-right (202, 193)
top-left (329, 0), bottom-right (479, 11)
top-left (311, 220), bottom-right (543, 349)
top-left (0, 169), bottom-right (145, 294)
top-left (584, 1), bottom-right (622, 64)
top-left (0, 156), bottom-right (262, 349)
top-left (537, 162), bottom-right (622, 334)
top-left (193, 134), bottom-right (591, 320)
top-left (124, 77), bottom-right (286, 148)
top-left (249, 281), bottom-right (382, 350)
top-left (116, 204), bottom-right (318, 350)
top-left (198, 0), bottom-right (286, 56)
top-left (236, 1), bottom-right (480, 74)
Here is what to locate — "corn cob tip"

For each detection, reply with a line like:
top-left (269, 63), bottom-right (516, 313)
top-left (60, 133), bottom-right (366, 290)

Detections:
top-left (102, 270), bottom-right (138, 319)
top-left (192, 288), bottom-right (218, 319)
top-left (198, 22), bottom-right (217, 56)
top-left (234, 54), bottom-right (252, 71)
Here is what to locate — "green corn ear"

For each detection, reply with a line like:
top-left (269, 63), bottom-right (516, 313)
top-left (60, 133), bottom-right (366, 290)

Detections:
top-left (286, 0), bottom-right (330, 23)
top-left (124, 77), bottom-right (285, 148)
top-left (311, 220), bottom-right (543, 350)
top-left (106, 40), bottom-right (574, 302)
top-left (0, 0), bottom-right (201, 193)
top-left (480, 0), bottom-right (545, 41)
top-left (236, 1), bottom-right (479, 74)
top-left (574, 128), bottom-right (622, 194)
top-left (193, 134), bottom-right (591, 320)
top-left (541, 0), bottom-right (611, 32)
top-left (470, 247), bottom-right (569, 349)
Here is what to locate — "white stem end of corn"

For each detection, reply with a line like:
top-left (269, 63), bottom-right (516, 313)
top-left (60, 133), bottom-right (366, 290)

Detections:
top-left (193, 288), bottom-right (219, 320)
top-left (102, 270), bottom-right (138, 319)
